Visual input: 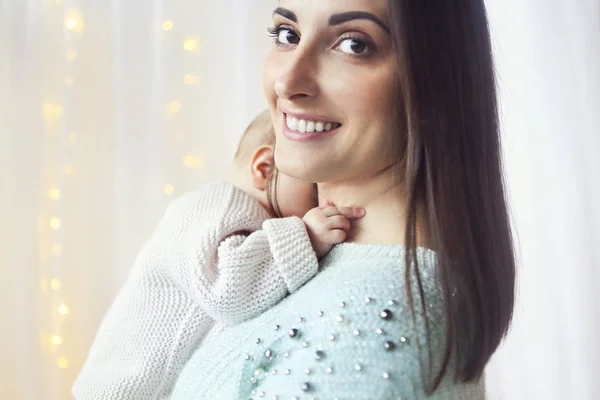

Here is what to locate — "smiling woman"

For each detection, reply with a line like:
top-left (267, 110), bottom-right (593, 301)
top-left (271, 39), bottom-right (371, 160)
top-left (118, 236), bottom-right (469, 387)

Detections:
top-left (165, 0), bottom-right (514, 399)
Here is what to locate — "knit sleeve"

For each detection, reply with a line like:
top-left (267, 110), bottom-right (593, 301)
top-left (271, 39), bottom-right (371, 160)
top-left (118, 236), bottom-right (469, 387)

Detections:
top-left (71, 184), bottom-right (238, 400)
top-left (184, 216), bottom-right (319, 326)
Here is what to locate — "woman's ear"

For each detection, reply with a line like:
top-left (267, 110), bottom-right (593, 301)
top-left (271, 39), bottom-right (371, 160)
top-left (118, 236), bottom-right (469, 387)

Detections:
top-left (250, 145), bottom-right (274, 191)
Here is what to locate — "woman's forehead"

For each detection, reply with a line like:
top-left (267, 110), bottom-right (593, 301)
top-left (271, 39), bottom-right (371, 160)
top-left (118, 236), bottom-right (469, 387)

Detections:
top-left (275, 0), bottom-right (389, 23)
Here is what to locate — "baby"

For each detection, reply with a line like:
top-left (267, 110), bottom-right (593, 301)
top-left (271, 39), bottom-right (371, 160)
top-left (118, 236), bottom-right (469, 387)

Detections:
top-left (72, 110), bottom-right (364, 399)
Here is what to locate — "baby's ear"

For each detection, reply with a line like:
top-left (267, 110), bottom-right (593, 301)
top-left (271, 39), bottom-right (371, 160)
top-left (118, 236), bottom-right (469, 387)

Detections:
top-left (250, 145), bottom-right (274, 191)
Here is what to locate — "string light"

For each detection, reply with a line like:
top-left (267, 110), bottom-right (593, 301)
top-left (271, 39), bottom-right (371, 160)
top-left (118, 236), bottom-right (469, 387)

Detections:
top-left (182, 156), bottom-right (196, 167)
top-left (163, 184), bottom-right (175, 196)
top-left (48, 188), bottom-right (61, 200)
top-left (50, 217), bottom-right (61, 230)
top-left (50, 279), bottom-right (62, 290)
top-left (162, 20), bottom-right (174, 31)
top-left (165, 101), bottom-right (182, 116)
top-left (42, 102), bottom-right (64, 122)
top-left (183, 37), bottom-right (199, 51)
top-left (183, 75), bottom-right (199, 85)
top-left (64, 9), bottom-right (85, 33)
top-left (40, 3), bottom-right (82, 384)
top-left (182, 155), bottom-right (205, 169)
top-left (58, 304), bottom-right (69, 316)
top-left (57, 357), bottom-right (69, 369)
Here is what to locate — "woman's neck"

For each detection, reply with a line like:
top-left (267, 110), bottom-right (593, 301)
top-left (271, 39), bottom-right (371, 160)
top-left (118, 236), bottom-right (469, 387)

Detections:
top-left (318, 169), bottom-right (410, 245)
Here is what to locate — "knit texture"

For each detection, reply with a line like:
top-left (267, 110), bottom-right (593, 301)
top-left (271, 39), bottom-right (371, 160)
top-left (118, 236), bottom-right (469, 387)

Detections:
top-left (170, 243), bottom-right (487, 399)
top-left (72, 182), bottom-right (319, 400)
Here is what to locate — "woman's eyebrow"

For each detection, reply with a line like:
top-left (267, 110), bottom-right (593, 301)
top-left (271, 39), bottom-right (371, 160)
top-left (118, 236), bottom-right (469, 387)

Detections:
top-left (329, 11), bottom-right (390, 34)
top-left (273, 7), bottom-right (297, 22)
top-left (272, 8), bottom-right (390, 35)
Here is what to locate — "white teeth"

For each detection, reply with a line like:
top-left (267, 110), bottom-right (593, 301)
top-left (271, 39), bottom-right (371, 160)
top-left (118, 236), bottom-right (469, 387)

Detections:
top-left (298, 119), bottom-right (307, 133)
top-left (285, 116), bottom-right (339, 133)
top-left (287, 116), bottom-right (298, 131)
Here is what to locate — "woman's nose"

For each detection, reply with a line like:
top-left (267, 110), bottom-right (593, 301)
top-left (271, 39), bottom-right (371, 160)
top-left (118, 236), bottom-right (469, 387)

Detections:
top-left (273, 49), bottom-right (320, 101)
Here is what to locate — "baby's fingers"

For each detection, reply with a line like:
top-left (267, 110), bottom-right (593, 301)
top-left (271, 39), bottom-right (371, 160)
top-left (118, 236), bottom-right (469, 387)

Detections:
top-left (322, 206), bottom-right (365, 220)
top-left (327, 229), bottom-right (347, 245)
top-left (327, 215), bottom-right (351, 232)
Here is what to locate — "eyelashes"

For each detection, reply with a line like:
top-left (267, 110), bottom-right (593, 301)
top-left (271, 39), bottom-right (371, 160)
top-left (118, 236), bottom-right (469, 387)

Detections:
top-left (267, 24), bottom-right (376, 57)
top-left (267, 24), bottom-right (299, 48)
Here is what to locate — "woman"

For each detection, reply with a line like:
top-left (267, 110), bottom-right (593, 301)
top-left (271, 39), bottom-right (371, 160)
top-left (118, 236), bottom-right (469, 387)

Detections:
top-left (171, 0), bottom-right (515, 398)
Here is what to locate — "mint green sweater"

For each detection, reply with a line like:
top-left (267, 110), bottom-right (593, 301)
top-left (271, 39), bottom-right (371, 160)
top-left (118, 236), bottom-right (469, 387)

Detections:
top-left (171, 243), bottom-right (486, 399)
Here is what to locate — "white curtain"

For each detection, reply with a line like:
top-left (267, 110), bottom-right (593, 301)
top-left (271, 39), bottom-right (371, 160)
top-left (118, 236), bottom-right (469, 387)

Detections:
top-left (0, 1), bottom-right (598, 399)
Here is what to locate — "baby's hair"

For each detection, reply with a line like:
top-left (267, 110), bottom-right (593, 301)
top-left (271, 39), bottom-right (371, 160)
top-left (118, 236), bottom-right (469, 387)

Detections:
top-left (234, 109), bottom-right (275, 165)
top-left (234, 109), bottom-right (282, 218)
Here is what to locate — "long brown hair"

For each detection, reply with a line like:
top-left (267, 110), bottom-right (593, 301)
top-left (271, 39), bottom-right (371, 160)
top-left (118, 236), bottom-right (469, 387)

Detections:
top-left (265, 163), bottom-right (282, 218)
top-left (389, 0), bottom-right (516, 392)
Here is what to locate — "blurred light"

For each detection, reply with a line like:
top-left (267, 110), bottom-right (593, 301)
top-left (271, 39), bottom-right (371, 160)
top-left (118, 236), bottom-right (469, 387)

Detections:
top-left (65, 76), bottom-right (74, 86)
top-left (64, 164), bottom-right (73, 175)
top-left (57, 357), bottom-right (69, 369)
top-left (184, 75), bottom-right (200, 85)
top-left (42, 102), bottom-right (64, 121)
top-left (183, 156), bottom-right (196, 167)
top-left (50, 217), bottom-right (61, 230)
top-left (49, 188), bottom-right (61, 200)
top-left (58, 304), bottom-right (69, 316)
top-left (183, 37), bottom-right (199, 51)
top-left (68, 132), bottom-right (77, 143)
top-left (64, 9), bottom-right (85, 33)
top-left (66, 49), bottom-right (77, 61)
top-left (50, 279), bottom-right (62, 290)
top-left (183, 155), bottom-right (205, 169)
top-left (40, 279), bottom-right (49, 293)
top-left (52, 335), bottom-right (63, 345)
top-left (163, 184), bottom-right (174, 196)
top-left (52, 245), bottom-right (62, 255)
top-left (162, 20), bottom-right (174, 31)
top-left (175, 132), bottom-right (185, 141)
top-left (165, 101), bottom-right (182, 116)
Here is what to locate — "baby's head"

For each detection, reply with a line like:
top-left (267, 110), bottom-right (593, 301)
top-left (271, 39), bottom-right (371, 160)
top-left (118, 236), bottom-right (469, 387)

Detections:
top-left (231, 109), bottom-right (317, 218)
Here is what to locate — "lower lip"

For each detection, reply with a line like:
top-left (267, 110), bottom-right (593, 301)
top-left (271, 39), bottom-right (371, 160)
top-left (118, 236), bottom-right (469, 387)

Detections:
top-left (282, 115), bottom-right (340, 142)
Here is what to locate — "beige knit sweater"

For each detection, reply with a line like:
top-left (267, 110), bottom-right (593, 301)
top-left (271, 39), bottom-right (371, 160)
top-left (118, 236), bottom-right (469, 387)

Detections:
top-left (72, 182), bottom-right (319, 400)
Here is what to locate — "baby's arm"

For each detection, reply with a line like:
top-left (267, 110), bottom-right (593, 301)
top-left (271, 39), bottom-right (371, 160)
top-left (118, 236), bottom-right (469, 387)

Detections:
top-left (192, 204), bottom-right (364, 326)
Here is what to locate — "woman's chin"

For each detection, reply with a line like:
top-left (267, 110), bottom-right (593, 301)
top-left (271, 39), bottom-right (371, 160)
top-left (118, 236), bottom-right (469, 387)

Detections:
top-left (274, 154), bottom-right (328, 183)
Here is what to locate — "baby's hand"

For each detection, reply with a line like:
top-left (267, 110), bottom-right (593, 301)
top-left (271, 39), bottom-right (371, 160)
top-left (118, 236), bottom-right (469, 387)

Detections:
top-left (302, 200), bottom-right (365, 258)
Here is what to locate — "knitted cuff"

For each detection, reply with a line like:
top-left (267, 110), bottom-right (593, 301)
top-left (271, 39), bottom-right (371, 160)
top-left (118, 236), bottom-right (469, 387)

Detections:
top-left (263, 217), bottom-right (319, 293)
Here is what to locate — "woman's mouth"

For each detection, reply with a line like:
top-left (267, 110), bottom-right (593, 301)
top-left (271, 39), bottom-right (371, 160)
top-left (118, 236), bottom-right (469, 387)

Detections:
top-left (282, 113), bottom-right (341, 142)
top-left (285, 115), bottom-right (341, 133)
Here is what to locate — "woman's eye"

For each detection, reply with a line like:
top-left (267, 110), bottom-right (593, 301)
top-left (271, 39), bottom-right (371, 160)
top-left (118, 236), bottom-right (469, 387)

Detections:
top-left (277, 28), bottom-right (300, 45)
top-left (336, 38), bottom-right (370, 56)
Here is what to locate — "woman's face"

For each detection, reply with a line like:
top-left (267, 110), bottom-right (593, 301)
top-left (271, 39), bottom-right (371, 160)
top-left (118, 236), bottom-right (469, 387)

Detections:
top-left (263, 0), bottom-right (399, 183)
